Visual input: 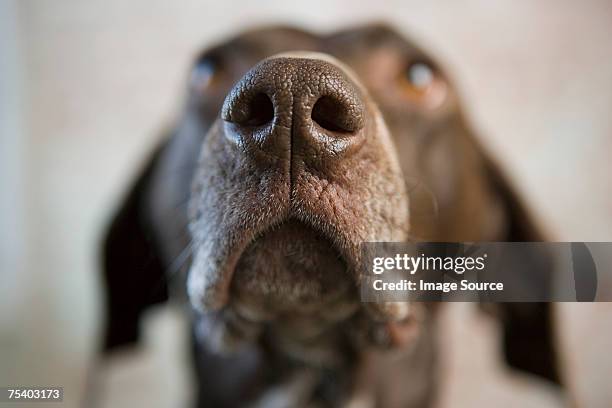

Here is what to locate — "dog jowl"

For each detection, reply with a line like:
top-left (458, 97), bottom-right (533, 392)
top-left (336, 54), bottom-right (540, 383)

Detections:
top-left (103, 24), bottom-right (561, 407)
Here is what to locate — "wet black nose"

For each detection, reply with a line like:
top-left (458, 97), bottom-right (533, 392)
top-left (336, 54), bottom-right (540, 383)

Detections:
top-left (221, 56), bottom-right (366, 160)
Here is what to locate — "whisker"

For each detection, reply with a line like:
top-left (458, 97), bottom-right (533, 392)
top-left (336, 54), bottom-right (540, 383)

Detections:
top-left (404, 178), bottom-right (439, 220)
top-left (167, 238), bottom-right (196, 279)
top-left (157, 195), bottom-right (192, 221)
top-left (149, 238), bottom-right (196, 299)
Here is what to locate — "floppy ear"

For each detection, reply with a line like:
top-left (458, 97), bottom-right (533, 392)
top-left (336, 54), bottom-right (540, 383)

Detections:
top-left (101, 145), bottom-right (168, 351)
top-left (484, 158), bottom-right (561, 385)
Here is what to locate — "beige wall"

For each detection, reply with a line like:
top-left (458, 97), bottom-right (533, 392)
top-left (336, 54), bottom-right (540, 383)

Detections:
top-left (1, 0), bottom-right (611, 407)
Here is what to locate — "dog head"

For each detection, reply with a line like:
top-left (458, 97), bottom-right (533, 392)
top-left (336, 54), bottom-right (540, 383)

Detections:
top-left (183, 24), bottom-right (537, 334)
top-left (103, 24), bottom-right (549, 366)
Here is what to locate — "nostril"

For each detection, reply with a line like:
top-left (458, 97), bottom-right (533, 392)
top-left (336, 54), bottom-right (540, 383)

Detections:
top-left (312, 96), bottom-right (362, 133)
top-left (312, 96), bottom-right (347, 132)
top-left (238, 93), bottom-right (274, 127)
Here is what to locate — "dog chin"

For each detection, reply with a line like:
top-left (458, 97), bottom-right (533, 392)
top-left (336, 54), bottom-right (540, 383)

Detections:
top-left (229, 219), bottom-right (355, 318)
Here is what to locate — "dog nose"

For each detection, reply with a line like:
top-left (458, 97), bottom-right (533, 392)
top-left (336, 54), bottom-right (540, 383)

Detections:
top-left (221, 56), bottom-right (366, 160)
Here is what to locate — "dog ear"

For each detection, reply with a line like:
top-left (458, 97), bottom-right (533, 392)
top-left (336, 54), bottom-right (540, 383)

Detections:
top-left (483, 157), bottom-right (562, 385)
top-left (101, 145), bottom-right (168, 351)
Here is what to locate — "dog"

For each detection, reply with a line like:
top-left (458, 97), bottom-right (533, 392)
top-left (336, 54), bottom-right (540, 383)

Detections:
top-left (102, 24), bottom-right (562, 407)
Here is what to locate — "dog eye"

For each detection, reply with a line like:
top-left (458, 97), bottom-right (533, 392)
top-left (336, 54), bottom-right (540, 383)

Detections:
top-left (399, 61), bottom-right (447, 109)
top-left (190, 57), bottom-right (218, 91)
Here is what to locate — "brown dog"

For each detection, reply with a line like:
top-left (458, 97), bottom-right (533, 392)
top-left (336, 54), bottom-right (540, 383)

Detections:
top-left (102, 24), bottom-right (561, 407)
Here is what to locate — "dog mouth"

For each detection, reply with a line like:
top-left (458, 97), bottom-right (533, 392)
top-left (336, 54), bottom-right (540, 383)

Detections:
top-left (229, 218), bottom-right (354, 317)
top-left (187, 197), bottom-right (364, 316)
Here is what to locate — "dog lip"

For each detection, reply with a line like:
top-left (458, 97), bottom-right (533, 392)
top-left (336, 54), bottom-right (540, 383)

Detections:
top-left (230, 218), bottom-right (354, 311)
top-left (228, 214), bottom-right (355, 283)
top-left (187, 213), bottom-right (358, 314)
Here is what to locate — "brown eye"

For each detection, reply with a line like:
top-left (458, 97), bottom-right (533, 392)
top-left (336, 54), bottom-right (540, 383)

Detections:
top-left (399, 61), bottom-right (447, 109)
top-left (190, 57), bottom-right (218, 91)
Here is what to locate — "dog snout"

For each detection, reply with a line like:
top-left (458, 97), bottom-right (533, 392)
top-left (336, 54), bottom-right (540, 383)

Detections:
top-left (189, 53), bottom-right (409, 314)
top-left (221, 56), bottom-right (366, 162)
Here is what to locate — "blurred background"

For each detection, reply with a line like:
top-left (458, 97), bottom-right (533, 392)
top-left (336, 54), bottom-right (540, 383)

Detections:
top-left (1, 0), bottom-right (611, 407)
